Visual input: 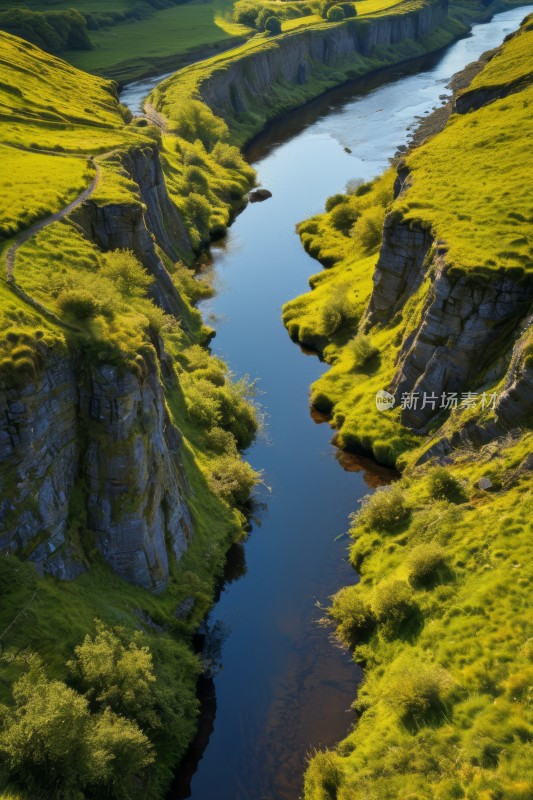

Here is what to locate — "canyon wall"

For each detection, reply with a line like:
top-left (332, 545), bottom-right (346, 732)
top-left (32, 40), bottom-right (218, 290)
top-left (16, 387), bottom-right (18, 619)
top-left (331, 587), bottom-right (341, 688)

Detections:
top-left (198, 0), bottom-right (449, 123)
top-left (0, 144), bottom-right (195, 590)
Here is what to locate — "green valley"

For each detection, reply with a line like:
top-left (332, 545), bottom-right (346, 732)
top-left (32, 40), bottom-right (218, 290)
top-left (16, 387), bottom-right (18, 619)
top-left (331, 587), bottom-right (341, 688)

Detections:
top-left (0, 0), bottom-right (531, 798)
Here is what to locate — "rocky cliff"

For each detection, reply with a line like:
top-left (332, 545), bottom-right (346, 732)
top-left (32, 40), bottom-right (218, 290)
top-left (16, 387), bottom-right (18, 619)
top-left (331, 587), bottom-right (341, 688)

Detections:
top-left (0, 339), bottom-right (192, 591)
top-left (198, 0), bottom-right (449, 126)
top-left (73, 145), bottom-right (193, 320)
top-left (0, 140), bottom-right (198, 590)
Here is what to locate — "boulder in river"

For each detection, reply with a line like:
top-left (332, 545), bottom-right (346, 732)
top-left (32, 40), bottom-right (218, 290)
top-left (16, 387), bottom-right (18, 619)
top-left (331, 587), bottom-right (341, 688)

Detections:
top-left (249, 188), bottom-right (272, 203)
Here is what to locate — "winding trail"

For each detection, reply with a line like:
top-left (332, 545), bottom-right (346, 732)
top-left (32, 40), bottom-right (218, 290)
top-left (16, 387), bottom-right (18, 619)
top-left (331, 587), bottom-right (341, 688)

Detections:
top-left (2, 154), bottom-right (105, 331)
top-left (5, 158), bottom-right (100, 282)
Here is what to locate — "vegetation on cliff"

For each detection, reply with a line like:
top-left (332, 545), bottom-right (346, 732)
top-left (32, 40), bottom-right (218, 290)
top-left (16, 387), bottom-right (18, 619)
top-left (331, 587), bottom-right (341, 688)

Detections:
top-left (0, 27), bottom-right (258, 800)
top-left (283, 16), bottom-right (533, 799)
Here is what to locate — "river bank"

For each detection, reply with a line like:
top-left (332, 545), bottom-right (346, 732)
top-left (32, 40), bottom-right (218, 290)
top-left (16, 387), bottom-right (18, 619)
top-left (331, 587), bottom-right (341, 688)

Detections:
top-left (112, 6), bottom-right (533, 798)
top-left (280, 11), bottom-right (532, 797)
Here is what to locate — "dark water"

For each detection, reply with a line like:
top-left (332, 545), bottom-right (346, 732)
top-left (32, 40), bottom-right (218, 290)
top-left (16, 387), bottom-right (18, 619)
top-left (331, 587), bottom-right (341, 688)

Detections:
top-left (120, 7), bottom-right (533, 798)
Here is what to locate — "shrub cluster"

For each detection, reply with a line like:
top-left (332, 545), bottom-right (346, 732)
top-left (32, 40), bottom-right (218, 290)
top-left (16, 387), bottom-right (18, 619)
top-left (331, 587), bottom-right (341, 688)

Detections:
top-left (0, 8), bottom-right (92, 53)
top-left (346, 332), bottom-right (378, 370)
top-left (0, 622), bottom-right (179, 799)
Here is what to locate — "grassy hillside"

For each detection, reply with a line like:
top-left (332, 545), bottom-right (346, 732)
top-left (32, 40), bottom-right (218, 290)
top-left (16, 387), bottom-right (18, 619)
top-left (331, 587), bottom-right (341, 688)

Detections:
top-left (0, 0), bottom-right (251, 84)
top-left (0, 29), bottom-right (258, 799)
top-left (282, 17), bottom-right (533, 800)
top-left (282, 13), bottom-right (533, 467)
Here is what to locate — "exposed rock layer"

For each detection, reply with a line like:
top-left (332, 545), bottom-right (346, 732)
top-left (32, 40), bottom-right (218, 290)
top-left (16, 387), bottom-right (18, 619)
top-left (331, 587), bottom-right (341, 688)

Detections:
top-left (198, 0), bottom-right (449, 128)
top-left (0, 345), bottom-right (192, 590)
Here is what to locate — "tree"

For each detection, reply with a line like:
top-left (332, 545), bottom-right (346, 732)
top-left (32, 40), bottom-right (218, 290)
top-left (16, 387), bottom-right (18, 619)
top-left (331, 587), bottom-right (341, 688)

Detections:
top-left (67, 620), bottom-right (160, 729)
top-left (327, 5), bottom-right (346, 21)
top-left (0, 656), bottom-right (92, 796)
top-left (264, 16), bottom-right (282, 34)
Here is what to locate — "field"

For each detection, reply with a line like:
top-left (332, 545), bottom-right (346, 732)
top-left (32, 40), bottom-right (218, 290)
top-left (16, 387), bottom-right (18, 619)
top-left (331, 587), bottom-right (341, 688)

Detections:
top-left (65, 0), bottom-right (251, 83)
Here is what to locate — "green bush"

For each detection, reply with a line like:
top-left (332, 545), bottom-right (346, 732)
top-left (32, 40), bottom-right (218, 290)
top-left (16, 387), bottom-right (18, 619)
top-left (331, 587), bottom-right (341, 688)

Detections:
top-left (208, 454), bottom-right (258, 506)
top-left (427, 467), bottom-right (467, 503)
top-left (101, 250), bottom-right (152, 299)
top-left (58, 289), bottom-right (104, 320)
top-left (383, 658), bottom-right (454, 724)
top-left (408, 543), bottom-right (447, 587)
top-left (264, 15), bottom-right (282, 34)
top-left (351, 204), bottom-right (385, 253)
top-left (372, 579), bottom-right (417, 632)
top-left (304, 750), bottom-right (343, 800)
top-left (354, 484), bottom-right (410, 532)
top-left (0, 655), bottom-right (153, 799)
top-left (327, 5), bottom-right (345, 22)
top-left (338, 3), bottom-right (357, 17)
top-left (329, 200), bottom-right (359, 234)
top-left (67, 621), bottom-right (159, 729)
top-left (325, 193), bottom-right (345, 212)
top-left (347, 333), bottom-right (378, 370)
top-left (329, 585), bottom-right (375, 648)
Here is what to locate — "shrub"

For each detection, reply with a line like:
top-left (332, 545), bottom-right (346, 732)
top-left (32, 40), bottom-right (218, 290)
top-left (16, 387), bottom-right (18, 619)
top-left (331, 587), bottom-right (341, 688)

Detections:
top-left (354, 485), bottom-right (410, 532)
top-left (0, 655), bottom-right (153, 798)
top-left (304, 749), bottom-right (343, 800)
top-left (325, 193), bottom-right (345, 212)
top-left (329, 585), bottom-right (375, 648)
top-left (329, 200), bottom-right (359, 234)
top-left (338, 2), bottom-right (357, 17)
top-left (67, 621), bottom-right (159, 729)
top-left (347, 333), bottom-right (378, 369)
top-left (351, 204), bottom-right (385, 253)
top-left (233, 1), bottom-right (259, 26)
top-left (327, 5), bottom-right (345, 22)
top-left (58, 289), bottom-right (103, 320)
top-left (208, 454), bottom-right (258, 506)
top-left (320, 301), bottom-right (343, 336)
top-left (264, 15), bottom-right (282, 34)
top-left (408, 543), bottom-right (447, 587)
top-left (383, 658), bottom-right (454, 724)
top-left (427, 467), bottom-right (467, 503)
top-left (101, 250), bottom-right (152, 299)
top-left (372, 579), bottom-right (417, 632)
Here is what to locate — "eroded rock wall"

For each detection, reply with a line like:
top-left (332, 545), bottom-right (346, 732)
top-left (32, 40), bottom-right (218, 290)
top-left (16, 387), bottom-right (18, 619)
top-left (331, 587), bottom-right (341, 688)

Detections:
top-left (198, 0), bottom-right (449, 124)
top-left (0, 344), bottom-right (192, 590)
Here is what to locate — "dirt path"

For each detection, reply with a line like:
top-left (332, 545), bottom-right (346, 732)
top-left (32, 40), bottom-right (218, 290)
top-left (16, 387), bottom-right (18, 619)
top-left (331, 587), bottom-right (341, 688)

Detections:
top-left (6, 158), bottom-right (100, 282)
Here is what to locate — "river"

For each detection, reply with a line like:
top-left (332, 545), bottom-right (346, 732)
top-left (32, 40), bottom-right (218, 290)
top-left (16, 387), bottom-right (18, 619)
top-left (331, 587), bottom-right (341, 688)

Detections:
top-left (120, 6), bottom-right (532, 798)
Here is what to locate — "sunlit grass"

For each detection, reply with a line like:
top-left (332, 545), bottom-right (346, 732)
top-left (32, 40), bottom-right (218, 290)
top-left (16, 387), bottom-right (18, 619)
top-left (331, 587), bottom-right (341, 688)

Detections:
top-left (0, 144), bottom-right (93, 239)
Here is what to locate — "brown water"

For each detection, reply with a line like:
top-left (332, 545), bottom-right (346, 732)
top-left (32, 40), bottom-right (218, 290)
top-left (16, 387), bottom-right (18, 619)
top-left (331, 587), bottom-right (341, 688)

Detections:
top-left (120, 8), bottom-right (533, 798)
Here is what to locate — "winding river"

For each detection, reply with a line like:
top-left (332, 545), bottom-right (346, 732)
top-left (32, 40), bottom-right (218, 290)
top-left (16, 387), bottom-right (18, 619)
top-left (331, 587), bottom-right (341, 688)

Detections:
top-left (120, 6), bottom-right (533, 798)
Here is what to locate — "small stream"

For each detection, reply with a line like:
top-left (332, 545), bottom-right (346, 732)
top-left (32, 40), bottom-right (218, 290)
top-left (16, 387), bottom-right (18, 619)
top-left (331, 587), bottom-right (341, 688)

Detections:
top-left (120, 7), bottom-right (532, 798)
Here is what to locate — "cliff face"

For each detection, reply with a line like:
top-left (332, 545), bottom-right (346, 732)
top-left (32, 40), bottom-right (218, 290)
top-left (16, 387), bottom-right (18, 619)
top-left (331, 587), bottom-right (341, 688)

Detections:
top-left (73, 145), bottom-right (193, 320)
top-left (0, 342), bottom-right (192, 591)
top-left (0, 142), bottom-right (198, 590)
top-left (198, 0), bottom-right (449, 124)
top-left (364, 171), bottom-right (533, 432)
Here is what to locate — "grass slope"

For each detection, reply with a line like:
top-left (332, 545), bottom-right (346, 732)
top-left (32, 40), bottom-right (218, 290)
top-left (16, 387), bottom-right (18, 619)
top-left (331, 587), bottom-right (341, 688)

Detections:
top-left (0, 28), bottom-right (258, 799)
top-left (282, 18), bottom-right (533, 800)
top-left (0, 0), bottom-right (251, 84)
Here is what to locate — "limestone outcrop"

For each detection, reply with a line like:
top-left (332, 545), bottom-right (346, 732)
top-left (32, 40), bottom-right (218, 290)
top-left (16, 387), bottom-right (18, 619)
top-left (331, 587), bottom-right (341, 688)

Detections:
top-left (0, 342), bottom-right (192, 590)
